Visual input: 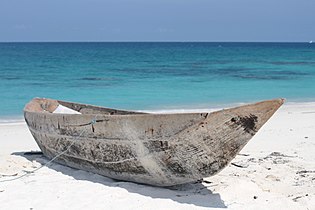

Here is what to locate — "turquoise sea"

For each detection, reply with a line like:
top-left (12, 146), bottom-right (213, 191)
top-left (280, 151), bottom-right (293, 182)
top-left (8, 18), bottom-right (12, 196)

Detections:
top-left (1, 42), bottom-right (315, 119)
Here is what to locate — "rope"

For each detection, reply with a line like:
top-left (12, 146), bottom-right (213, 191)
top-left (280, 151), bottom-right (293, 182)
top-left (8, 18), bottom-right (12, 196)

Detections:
top-left (0, 117), bottom-right (97, 183)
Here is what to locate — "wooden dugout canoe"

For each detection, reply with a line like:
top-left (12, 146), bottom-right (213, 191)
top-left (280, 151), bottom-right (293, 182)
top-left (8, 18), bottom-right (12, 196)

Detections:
top-left (24, 98), bottom-right (284, 186)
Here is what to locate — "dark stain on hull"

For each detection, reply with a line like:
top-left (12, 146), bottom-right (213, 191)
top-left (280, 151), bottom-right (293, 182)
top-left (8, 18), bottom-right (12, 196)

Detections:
top-left (231, 114), bottom-right (258, 134)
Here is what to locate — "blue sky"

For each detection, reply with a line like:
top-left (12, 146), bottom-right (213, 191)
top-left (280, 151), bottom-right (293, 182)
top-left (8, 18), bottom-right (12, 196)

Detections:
top-left (0, 0), bottom-right (314, 42)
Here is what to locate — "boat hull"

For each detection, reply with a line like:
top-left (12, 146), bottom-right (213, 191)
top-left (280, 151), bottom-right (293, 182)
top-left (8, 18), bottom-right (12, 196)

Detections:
top-left (24, 98), bottom-right (284, 186)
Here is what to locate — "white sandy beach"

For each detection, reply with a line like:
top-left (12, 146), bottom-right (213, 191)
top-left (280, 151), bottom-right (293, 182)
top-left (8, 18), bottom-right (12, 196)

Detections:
top-left (0, 102), bottom-right (314, 210)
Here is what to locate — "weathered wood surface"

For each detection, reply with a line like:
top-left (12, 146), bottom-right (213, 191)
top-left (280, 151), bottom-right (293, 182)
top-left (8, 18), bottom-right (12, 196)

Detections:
top-left (24, 98), bottom-right (284, 186)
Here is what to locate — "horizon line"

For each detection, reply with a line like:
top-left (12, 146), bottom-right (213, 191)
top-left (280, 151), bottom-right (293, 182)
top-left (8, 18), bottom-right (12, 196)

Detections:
top-left (0, 40), bottom-right (313, 43)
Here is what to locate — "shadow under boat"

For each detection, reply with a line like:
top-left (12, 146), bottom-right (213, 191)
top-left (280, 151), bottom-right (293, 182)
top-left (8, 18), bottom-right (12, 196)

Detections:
top-left (13, 151), bottom-right (227, 208)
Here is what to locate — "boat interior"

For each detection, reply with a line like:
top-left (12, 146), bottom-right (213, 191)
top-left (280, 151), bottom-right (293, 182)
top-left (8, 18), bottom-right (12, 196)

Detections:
top-left (24, 98), bottom-right (146, 115)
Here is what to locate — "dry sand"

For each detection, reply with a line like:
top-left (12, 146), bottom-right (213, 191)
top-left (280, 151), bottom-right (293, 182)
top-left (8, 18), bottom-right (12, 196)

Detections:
top-left (0, 102), bottom-right (314, 210)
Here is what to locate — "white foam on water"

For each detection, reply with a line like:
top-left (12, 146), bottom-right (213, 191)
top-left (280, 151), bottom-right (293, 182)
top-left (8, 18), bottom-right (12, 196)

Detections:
top-left (0, 117), bottom-right (25, 125)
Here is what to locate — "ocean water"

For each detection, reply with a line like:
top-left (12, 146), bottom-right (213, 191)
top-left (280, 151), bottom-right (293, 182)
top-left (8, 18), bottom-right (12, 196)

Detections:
top-left (0, 42), bottom-right (315, 119)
